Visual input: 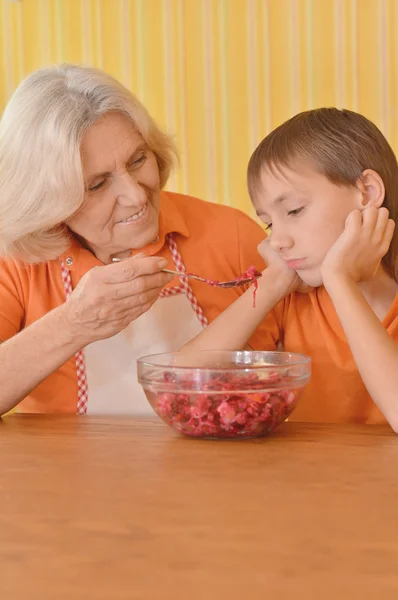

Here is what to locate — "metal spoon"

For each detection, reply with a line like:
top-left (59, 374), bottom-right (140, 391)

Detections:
top-left (161, 269), bottom-right (260, 289)
top-left (111, 258), bottom-right (260, 289)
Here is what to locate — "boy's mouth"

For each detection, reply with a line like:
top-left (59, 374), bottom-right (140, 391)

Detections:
top-left (286, 258), bottom-right (306, 269)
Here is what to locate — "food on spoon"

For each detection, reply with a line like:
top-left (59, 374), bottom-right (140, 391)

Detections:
top-left (185, 265), bottom-right (262, 307)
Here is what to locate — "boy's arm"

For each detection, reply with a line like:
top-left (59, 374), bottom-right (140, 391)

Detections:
top-left (182, 264), bottom-right (296, 352)
top-left (322, 207), bottom-right (398, 431)
top-left (324, 274), bottom-right (398, 431)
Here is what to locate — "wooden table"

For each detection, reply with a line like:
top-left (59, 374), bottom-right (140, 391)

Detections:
top-left (1, 417), bottom-right (398, 600)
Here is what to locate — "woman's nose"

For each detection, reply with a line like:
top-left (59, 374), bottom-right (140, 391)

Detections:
top-left (114, 172), bottom-right (147, 206)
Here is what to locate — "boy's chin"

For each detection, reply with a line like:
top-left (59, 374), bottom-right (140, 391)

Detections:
top-left (298, 270), bottom-right (323, 288)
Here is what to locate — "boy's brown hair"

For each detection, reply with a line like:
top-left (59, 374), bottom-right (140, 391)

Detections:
top-left (247, 108), bottom-right (398, 281)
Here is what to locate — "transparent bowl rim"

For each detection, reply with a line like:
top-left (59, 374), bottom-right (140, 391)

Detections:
top-left (137, 350), bottom-right (311, 372)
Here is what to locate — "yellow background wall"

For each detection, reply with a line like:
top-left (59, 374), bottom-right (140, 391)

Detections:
top-left (1, 0), bottom-right (397, 216)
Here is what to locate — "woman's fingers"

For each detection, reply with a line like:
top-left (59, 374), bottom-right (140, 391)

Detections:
top-left (101, 255), bottom-right (168, 284)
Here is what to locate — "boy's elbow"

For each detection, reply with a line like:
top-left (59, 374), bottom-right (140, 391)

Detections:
top-left (389, 419), bottom-right (398, 435)
top-left (384, 404), bottom-right (398, 434)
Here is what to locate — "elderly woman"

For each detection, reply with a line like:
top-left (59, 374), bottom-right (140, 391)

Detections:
top-left (0, 64), bottom-right (267, 416)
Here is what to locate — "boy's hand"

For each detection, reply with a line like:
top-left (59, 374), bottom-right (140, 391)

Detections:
top-left (258, 239), bottom-right (313, 294)
top-left (321, 207), bottom-right (395, 284)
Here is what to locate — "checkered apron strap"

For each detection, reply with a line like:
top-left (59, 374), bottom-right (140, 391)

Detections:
top-left (59, 260), bottom-right (88, 415)
top-left (160, 234), bottom-right (208, 328)
top-left (58, 235), bottom-right (205, 413)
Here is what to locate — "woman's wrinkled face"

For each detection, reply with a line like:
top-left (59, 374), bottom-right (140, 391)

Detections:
top-left (67, 112), bottom-right (161, 262)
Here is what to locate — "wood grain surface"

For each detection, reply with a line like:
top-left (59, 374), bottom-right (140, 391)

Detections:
top-left (1, 416), bottom-right (398, 600)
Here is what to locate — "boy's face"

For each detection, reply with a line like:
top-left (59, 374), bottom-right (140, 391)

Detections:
top-left (252, 162), bottom-right (363, 287)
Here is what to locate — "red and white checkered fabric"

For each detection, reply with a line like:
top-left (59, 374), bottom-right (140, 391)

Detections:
top-left (59, 233), bottom-right (207, 414)
top-left (159, 234), bottom-right (208, 328)
top-left (59, 260), bottom-right (89, 415)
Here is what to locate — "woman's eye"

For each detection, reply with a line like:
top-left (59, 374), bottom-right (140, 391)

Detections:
top-left (265, 223), bottom-right (272, 230)
top-left (288, 207), bottom-right (304, 217)
top-left (128, 154), bottom-right (147, 169)
top-left (88, 180), bottom-right (105, 192)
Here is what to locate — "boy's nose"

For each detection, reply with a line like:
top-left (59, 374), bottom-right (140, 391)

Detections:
top-left (269, 229), bottom-right (294, 253)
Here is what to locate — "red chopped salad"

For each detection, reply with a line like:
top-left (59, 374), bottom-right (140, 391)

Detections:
top-left (148, 370), bottom-right (302, 438)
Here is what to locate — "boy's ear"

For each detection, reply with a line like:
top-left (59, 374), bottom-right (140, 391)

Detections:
top-left (356, 169), bottom-right (385, 209)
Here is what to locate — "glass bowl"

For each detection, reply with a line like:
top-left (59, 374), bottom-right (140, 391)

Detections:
top-left (137, 351), bottom-right (311, 439)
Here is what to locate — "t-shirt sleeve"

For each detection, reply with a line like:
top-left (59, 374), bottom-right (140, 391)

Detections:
top-left (0, 259), bottom-right (25, 341)
top-left (235, 210), bottom-right (284, 351)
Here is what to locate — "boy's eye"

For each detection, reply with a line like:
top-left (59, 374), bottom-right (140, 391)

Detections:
top-left (287, 207), bottom-right (304, 217)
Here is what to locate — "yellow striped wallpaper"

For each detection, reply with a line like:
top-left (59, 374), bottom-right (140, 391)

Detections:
top-left (1, 0), bottom-right (398, 217)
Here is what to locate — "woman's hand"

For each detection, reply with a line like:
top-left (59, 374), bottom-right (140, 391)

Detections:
top-left (321, 207), bottom-right (395, 285)
top-left (60, 256), bottom-right (173, 345)
top-left (257, 239), bottom-right (313, 294)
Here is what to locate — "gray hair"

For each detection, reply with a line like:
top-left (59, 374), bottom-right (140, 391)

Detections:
top-left (0, 64), bottom-right (177, 262)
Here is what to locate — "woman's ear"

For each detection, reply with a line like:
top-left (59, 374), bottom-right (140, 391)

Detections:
top-left (356, 169), bottom-right (385, 209)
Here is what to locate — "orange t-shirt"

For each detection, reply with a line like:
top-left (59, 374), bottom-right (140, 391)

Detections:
top-left (260, 287), bottom-right (398, 424)
top-left (0, 191), bottom-right (275, 413)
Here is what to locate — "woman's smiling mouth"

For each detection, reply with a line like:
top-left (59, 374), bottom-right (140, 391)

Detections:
top-left (117, 203), bottom-right (148, 225)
